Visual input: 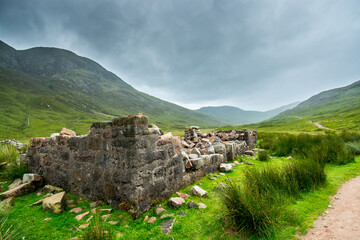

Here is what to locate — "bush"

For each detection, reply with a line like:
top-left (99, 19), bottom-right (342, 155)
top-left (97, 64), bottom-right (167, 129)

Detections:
top-left (0, 144), bottom-right (18, 164)
top-left (258, 150), bottom-right (268, 162)
top-left (80, 215), bottom-right (113, 240)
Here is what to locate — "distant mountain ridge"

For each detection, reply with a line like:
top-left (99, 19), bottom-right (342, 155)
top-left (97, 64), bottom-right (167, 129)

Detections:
top-left (0, 40), bottom-right (224, 139)
top-left (196, 102), bottom-right (299, 125)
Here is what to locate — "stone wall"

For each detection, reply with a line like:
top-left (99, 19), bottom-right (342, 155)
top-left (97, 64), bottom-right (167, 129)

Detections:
top-left (25, 114), bottom-right (257, 217)
top-left (25, 114), bottom-right (183, 218)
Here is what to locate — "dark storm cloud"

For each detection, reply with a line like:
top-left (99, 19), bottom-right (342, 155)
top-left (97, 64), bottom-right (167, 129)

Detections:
top-left (1, 0), bottom-right (360, 110)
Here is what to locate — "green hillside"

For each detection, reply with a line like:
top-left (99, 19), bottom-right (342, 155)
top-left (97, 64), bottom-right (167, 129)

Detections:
top-left (196, 102), bottom-right (299, 125)
top-left (219, 80), bottom-right (360, 132)
top-left (0, 41), bottom-right (224, 140)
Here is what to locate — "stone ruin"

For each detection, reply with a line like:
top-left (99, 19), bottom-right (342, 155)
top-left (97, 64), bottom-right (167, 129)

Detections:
top-left (25, 114), bottom-right (256, 218)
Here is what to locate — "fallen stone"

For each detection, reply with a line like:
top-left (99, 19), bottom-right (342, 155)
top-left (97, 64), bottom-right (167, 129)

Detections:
top-left (198, 203), bottom-right (207, 209)
top-left (98, 209), bottom-right (112, 213)
top-left (79, 223), bottom-right (89, 229)
top-left (209, 177), bottom-right (217, 180)
top-left (70, 207), bottom-right (83, 214)
top-left (116, 233), bottom-right (123, 237)
top-left (43, 218), bottom-right (52, 222)
top-left (244, 150), bottom-right (254, 156)
top-left (219, 173), bottom-right (225, 176)
top-left (108, 221), bottom-right (118, 225)
top-left (144, 216), bottom-right (149, 222)
top-left (42, 191), bottom-right (67, 214)
top-left (22, 173), bottom-right (42, 184)
top-left (68, 204), bottom-right (76, 208)
top-left (168, 197), bottom-right (185, 209)
top-left (189, 185), bottom-right (207, 198)
top-left (44, 193), bottom-right (53, 198)
top-left (190, 158), bottom-right (204, 170)
top-left (179, 211), bottom-right (186, 216)
top-left (76, 211), bottom-right (90, 221)
top-left (36, 192), bottom-right (42, 196)
top-left (189, 154), bottom-right (199, 159)
top-left (30, 199), bottom-right (43, 206)
top-left (67, 199), bottom-right (74, 204)
top-left (91, 208), bottom-right (97, 214)
top-left (43, 185), bottom-right (64, 194)
top-left (233, 161), bottom-right (240, 165)
top-left (147, 216), bottom-right (156, 224)
top-left (86, 216), bottom-right (93, 222)
top-left (89, 201), bottom-right (104, 208)
top-left (220, 163), bottom-right (233, 172)
top-left (160, 214), bottom-right (174, 219)
top-left (8, 179), bottom-right (22, 190)
top-left (187, 201), bottom-right (197, 208)
top-left (191, 148), bottom-right (201, 156)
top-left (244, 160), bottom-right (254, 165)
top-left (0, 182), bottom-right (36, 200)
top-left (101, 214), bottom-right (111, 221)
top-left (60, 128), bottom-right (76, 137)
top-left (0, 197), bottom-right (15, 213)
top-left (161, 218), bottom-right (175, 235)
top-left (155, 207), bottom-right (166, 215)
top-left (176, 192), bottom-right (189, 199)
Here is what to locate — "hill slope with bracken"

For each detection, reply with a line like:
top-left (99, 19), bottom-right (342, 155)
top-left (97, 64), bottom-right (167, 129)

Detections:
top-left (0, 40), bottom-right (224, 140)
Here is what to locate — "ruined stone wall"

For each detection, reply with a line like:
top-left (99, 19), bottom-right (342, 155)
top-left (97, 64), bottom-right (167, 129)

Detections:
top-left (25, 115), bottom-right (183, 217)
top-left (25, 115), bottom-right (257, 217)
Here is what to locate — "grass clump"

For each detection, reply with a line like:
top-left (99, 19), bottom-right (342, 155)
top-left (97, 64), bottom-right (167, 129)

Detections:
top-left (0, 144), bottom-right (18, 164)
top-left (0, 215), bottom-right (23, 240)
top-left (219, 158), bottom-right (326, 237)
top-left (80, 215), bottom-right (113, 240)
top-left (258, 150), bottom-right (268, 162)
top-left (1, 162), bottom-right (28, 180)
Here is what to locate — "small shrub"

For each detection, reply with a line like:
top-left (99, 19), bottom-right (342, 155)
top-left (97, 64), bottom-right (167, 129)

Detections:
top-left (80, 215), bottom-right (113, 240)
top-left (258, 150), bottom-right (268, 162)
top-left (0, 144), bottom-right (18, 164)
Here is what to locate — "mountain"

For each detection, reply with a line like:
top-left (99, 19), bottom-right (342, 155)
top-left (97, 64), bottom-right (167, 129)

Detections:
top-left (0, 40), bottom-right (224, 140)
top-left (196, 102), bottom-right (299, 125)
top-left (247, 80), bottom-right (360, 131)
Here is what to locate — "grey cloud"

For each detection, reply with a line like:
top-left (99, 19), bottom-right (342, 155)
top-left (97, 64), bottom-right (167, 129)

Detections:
top-left (1, 0), bottom-right (359, 110)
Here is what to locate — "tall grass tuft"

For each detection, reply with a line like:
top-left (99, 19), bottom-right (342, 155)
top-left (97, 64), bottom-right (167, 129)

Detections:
top-left (80, 215), bottom-right (113, 240)
top-left (0, 144), bottom-right (18, 164)
top-left (0, 215), bottom-right (23, 240)
top-left (258, 150), bottom-right (268, 162)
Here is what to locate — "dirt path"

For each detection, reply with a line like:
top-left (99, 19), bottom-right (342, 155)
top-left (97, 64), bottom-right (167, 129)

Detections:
top-left (313, 122), bottom-right (333, 130)
top-left (302, 175), bottom-right (360, 240)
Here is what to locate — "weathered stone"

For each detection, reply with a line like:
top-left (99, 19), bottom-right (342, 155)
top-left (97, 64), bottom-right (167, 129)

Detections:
top-left (147, 216), bottom-right (156, 224)
top-left (191, 148), bottom-right (201, 156)
top-left (8, 179), bottom-right (22, 190)
top-left (155, 207), bottom-right (166, 215)
top-left (60, 128), bottom-right (76, 137)
top-left (0, 197), bottom-right (15, 213)
top-left (42, 192), bottom-right (67, 214)
top-left (0, 182), bottom-right (36, 200)
top-left (188, 154), bottom-right (199, 159)
top-left (189, 185), bottom-right (207, 198)
top-left (43, 185), bottom-right (64, 194)
top-left (244, 150), bottom-right (254, 156)
top-left (76, 211), bottom-right (90, 221)
top-left (43, 218), bottom-right (52, 222)
top-left (219, 173), bottom-right (225, 176)
top-left (168, 197), bottom-right (185, 209)
top-left (143, 216), bottom-right (149, 222)
top-left (190, 158), bottom-right (204, 170)
top-left (70, 207), bottom-right (83, 214)
top-left (108, 221), bottom-right (118, 225)
top-left (30, 199), bottom-right (44, 206)
top-left (187, 201), bottom-right (197, 208)
top-left (245, 160), bottom-right (254, 165)
top-left (79, 223), bottom-right (89, 229)
top-left (101, 214), bottom-right (111, 221)
top-left (86, 216), bottom-right (93, 222)
top-left (160, 214), bottom-right (174, 219)
top-left (219, 163), bottom-right (233, 172)
top-left (161, 218), bottom-right (175, 235)
top-left (179, 211), bottom-right (186, 216)
top-left (176, 192), bottom-right (189, 199)
top-left (90, 201), bottom-right (104, 208)
top-left (198, 203), bottom-right (207, 209)
top-left (98, 209), bottom-right (112, 213)
top-left (22, 173), bottom-right (42, 185)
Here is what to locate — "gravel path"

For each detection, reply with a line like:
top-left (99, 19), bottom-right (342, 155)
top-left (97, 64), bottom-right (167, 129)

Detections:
top-left (302, 175), bottom-right (360, 240)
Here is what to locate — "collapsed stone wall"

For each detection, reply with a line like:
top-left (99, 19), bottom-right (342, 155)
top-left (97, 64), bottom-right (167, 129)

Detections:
top-left (25, 115), bottom-right (257, 217)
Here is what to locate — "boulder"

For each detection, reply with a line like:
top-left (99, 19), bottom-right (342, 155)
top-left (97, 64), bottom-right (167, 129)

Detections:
top-left (155, 207), bottom-right (166, 215)
top-left (189, 185), bottom-right (208, 198)
top-left (187, 201), bottom-right (197, 208)
top-left (42, 191), bottom-right (67, 214)
top-left (219, 163), bottom-right (233, 172)
top-left (22, 173), bottom-right (43, 187)
top-left (60, 128), bottom-right (76, 137)
top-left (0, 182), bottom-right (36, 200)
top-left (190, 158), bottom-right (204, 170)
top-left (198, 203), bottom-right (207, 209)
top-left (8, 179), bottom-right (22, 190)
top-left (42, 185), bottom-right (64, 194)
top-left (0, 197), bottom-right (15, 213)
top-left (168, 197), bottom-right (185, 209)
top-left (147, 216), bottom-right (156, 224)
top-left (244, 150), bottom-right (254, 156)
top-left (176, 192), bottom-right (189, 199)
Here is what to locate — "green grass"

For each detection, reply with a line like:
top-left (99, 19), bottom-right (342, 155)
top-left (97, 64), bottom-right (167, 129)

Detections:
top-left (1, 155), bottom-right (359, 239)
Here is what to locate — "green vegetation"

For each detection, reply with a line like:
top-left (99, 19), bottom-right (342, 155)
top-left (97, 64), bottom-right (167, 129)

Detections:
top-left (0, 215), bottom-right (22, 240)
top-left (80, 215), bottom-right (113, 240)
top-left (0, 144), bottom-right (18, 164)
top-left (258, 150), bottom-right (268, 162)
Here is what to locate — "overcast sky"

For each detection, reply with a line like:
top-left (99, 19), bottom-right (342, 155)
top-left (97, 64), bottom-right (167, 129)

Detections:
top-left (1, 0), bottom-right (359, 111)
